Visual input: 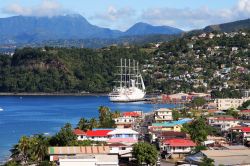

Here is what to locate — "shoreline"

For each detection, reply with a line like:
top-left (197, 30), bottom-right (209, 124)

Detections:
top-left (0, 92), bottom-right (108, 96)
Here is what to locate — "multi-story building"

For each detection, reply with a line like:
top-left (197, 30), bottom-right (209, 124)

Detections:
top-left (107, 128), bottom-right (139, 145)
top-left (214, 97), bottom-right (250, 110)
top-left (161, 139), bottom-right (196, 159)
top-left (208, 116), bottom-right (240, 131)
top-left (241, 89), bottom-right (250, 98)
top-left (154, 108), bottom-right (173, 122)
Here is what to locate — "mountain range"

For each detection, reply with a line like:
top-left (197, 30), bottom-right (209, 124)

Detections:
top-left (0, 14), bottom-right (182, 44)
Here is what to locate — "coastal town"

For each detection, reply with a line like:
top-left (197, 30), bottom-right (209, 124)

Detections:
top-left (0, 1), bottom-right (250, 165)
top-left (4, 90), bottom-right (250, 166)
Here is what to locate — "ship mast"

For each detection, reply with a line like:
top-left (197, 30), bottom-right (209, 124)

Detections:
top-left (124, 59), bottom-right (127, 87)
top-left (129, 59), bottom-right (131, 87)
top-left (136, 61), bottom-right (139, 88)
top-left (120, 58), bottom-right (123, 88)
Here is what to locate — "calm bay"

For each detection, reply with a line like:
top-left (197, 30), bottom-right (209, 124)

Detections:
top-left (0, 95), bottom-right (175, 163)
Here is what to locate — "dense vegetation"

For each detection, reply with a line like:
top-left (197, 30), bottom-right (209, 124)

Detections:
top-left (0, 29), bottom-right (249, 97)
top-left (0, 46), bottom-right (149, 93)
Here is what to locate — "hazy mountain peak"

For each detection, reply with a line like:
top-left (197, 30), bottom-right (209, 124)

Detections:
top-left (0, 15), bottom-right (183, 44)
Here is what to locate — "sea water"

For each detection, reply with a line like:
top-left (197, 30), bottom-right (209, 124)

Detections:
top-left (0, 96), bottom-right (175, 163)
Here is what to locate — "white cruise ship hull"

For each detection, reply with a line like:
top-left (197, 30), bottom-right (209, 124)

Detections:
top-left (109, 87), bottom-right (145, 102)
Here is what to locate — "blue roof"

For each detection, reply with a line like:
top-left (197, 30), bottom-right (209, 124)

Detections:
top-left (152, 118), bottom-right (192, 127)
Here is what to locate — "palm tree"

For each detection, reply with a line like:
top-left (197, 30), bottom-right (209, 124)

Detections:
top-left (33, 134), bottom-right (49, 161)
top-left (89, 118), bottom-right (98, 129)
top-left (77, 118), bottom-right (89, 131)
top-left (112, 110), bottom-right (121, 118)
top-left (18, 136), bottom-right (31, 163)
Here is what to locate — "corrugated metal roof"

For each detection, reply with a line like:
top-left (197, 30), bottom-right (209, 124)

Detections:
top-left (48, 146), bottom-right (110, 155)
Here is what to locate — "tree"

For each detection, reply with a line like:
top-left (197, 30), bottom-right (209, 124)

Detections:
top-left (189, 97), bottom-right (207, 109)
top-left (77, 118), bottom-right (89, 131)
top-left (172, 110), bottom-right (181, 120)
top-left (98, 106), bottom-right (115, 128)
top-left (238, 100), bottom-right (250, 110)
top-left (32, 134), bottom-right (49, 161)
top-left (18, 136), bottom-right (31, 163)
top-left (132, 142), bottom-right (158, 166)
top-left (225, 108), bottom-right (239, 118)
top-left (89, 118), bottom-right (98, 130)
top-left (112, 110), bottom-right (121, 118)
top-left (182, 117), bottom-right (208, 144)
top-left (50, 123), bottom-right (77, 146)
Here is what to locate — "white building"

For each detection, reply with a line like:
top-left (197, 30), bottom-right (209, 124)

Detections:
top-left (74, 129), bottom-right (113, 142)
top-left (108, 142), bottom-right (133, 158)
top-left (214, 97), bottom-right (250, 110)
top-left (208, 116), bottom-right (240, 131)
top-left (154, 108), bottom-right (173, 122)
top-left (162, 139), bottom-right (196, 159)
top-left (74, 129), bottom-right (87, 141)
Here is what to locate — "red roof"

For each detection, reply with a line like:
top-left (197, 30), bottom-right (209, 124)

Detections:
top-left (242, 127), bottom-right (250, 132)
top-left (230, 126), bottom-right (250, 132)
top-left (163, 139), bottom-right (196, 147)
top-left (86, 130), bottom-right (112, 137)
top-left (122, 112), bottom-right (140, 117)
top-left (74, 129), bottom-right (86, 136)
top-left (216, 117), bottom-right (237, 121)
top-left (241, 110), bottom-right (250, 113)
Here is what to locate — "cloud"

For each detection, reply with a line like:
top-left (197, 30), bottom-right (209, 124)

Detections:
top-left (140, 0), bottom-right (250, 30)
top-left (90, 6), bottom-right (136, 30)
top-left (2, 0), bottom-right (66, 17)
top-left (91, 6), bottom-right (135, 21)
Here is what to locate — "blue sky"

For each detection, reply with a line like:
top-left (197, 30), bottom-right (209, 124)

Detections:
top-left (0, 0), bottom-right (249, 31)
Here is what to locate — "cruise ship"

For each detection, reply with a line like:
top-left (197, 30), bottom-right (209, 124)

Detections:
top-left (109, 59), bottom-right (146, 102)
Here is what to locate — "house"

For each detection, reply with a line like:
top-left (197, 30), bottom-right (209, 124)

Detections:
top-left (74, 129), bottom-right (87, 141)
top-left (230, 126), bottom-right (250, 141)
top-left (107, 128), bottom-right (139, 145)
top-left (208, 116), bottom-right (240, 131)
top-left (86, 129), bottom-right (114, 142)
top-left (108, 142), bottom-right (133, 158)
top-left (204, 135), bottom-right (228, 146)
top-left (149, 118), bottom-right (192, 132)
top-left (149, 131), bottom-right (187, 143)
top-left (161, 139), bottom-right (196, 159)
top-left (239, 110), bottom-right (250, 119)
top-left (114, 116), bottom-right (136, 129)
top-left (48, 146), bottom-right (118, 166)
top-left (113, 111), bottom-right (142, 129)
top-left (154, 108), bottom-right (173, 122)
top-left (74, 129), bottom-right (114, 142)
top-left (241, 89), bottom-right (250, 98)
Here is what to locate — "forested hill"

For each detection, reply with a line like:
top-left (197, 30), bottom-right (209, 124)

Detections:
top-left (0, 46), bottom-right (150, 93)
top-left (0, 29), bottom-right (249, 97)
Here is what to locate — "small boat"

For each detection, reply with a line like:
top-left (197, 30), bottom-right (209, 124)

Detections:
top-left (0, 107), bottom-right (3, 111)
